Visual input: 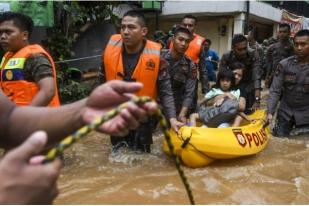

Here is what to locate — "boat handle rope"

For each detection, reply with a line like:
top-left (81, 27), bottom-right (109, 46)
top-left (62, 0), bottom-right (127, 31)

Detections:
top-left (42, 96), bottom-right (195, 205)
top-left (178, 130), bottom-right (215, 161)
top-left (178, 113), bottom-right (269, 162)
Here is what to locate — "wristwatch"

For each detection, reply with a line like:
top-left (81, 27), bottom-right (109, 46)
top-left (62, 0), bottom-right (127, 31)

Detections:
top-left (255, 96), bottom-right (261, 102)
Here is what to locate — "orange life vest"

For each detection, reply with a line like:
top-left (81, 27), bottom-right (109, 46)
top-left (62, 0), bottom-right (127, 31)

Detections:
top-left (186, 33), bottom-right (205, 63)
top-left (103, 34), bottom-right (161, 99)
top-left (170, 33), bottom-right (205, 63)
top-left (0, 44), bottom-right (60, 106)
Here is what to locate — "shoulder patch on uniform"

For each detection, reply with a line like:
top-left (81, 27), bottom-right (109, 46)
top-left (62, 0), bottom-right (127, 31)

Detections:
top-left (159, 58), bottom-right (169, 70)
top-left (191, 62), bottom-right (197, 78)
top-left (158, 58), bottom-right (169, 80)
top-left (275, 64), bottom-right (283, 76)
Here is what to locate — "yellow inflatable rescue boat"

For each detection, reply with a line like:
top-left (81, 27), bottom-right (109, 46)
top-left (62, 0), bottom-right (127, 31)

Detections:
top-left (163, 110), bottom-right (270, 168)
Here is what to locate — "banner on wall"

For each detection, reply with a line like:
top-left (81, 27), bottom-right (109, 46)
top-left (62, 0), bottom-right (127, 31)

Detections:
top-left (281, 10), bottom-right (303, 37)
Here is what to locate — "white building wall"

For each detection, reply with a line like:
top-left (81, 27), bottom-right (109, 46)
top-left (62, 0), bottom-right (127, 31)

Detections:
top-left (234, 13), bottom-right (245, 34)
top-left (147, 16), bottom-right (233, 57)
top-left (249, 1), bottom-right (282, 23)
top-left (157, 0), bottom-right (283, 55)
top-left (162, 1), bottom-right (282, 23)
top-left (162, 1), bottom-right (245, 16)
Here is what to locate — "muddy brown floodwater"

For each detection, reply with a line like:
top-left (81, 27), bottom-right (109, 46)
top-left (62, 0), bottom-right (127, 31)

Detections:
top-left (55, 90), bottom-right (309, 204)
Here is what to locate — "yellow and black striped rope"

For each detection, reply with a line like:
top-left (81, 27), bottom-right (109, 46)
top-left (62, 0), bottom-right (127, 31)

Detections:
top-left (43, 96), bottom-right (195, 205)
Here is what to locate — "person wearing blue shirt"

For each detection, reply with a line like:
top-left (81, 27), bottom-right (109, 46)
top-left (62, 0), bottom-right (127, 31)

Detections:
top-left (200, 39), bottom-right (219, 84)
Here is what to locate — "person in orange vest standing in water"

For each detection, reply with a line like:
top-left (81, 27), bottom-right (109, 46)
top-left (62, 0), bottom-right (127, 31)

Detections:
top-left (101, 10), bottom-right (183, 153)
top-left (180, 15), bottom-right (209, 112)
top-left (0, 12), bottom-right (60, 107)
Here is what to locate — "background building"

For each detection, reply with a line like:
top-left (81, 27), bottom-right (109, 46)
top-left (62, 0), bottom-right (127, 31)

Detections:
top-left (146, 1), bottom-right (282, 57)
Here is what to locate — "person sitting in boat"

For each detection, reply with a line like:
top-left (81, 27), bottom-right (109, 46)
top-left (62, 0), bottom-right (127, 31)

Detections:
top-left (189, 68), bottom-right (248, 127)
top-left (230, 62), bottom-right (254, 126)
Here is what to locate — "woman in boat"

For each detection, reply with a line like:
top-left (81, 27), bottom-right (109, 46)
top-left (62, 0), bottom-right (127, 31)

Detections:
top-left (230, 62), bottom-right (252, 126)
top-left (189, 66), bottom-right (248, 127)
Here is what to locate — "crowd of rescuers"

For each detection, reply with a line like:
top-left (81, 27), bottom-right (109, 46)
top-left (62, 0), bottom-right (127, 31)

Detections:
top-left (0, 8), bottom-right (308, 204)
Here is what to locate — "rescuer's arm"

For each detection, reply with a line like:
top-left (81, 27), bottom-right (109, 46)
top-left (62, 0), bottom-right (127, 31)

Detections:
top-left (26, 55), bottom-right (55, 106)
top-left (179, 61), bottom-right (198, 122)
top-left (0, 80), bottom-right (157, 149)
top-left (266, 64), bottom-right (284, 124)
top-left (219, 53), bottom-right (229, 70)
top-left (157, 58), bottom-right (184, 132)
top-left (0, 131), bottom-right (62, 204)
top-left (251, 50), bottom-right (262, 100)
top-left (31, 77), bottom-right (55, 106)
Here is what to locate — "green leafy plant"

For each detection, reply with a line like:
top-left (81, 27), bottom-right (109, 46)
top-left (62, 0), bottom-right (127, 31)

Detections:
top-left (44, 1), bottom-right (120, 103)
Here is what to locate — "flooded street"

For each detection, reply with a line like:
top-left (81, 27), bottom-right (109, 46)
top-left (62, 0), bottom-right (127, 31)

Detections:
top-left (55, 131), bottom-right (309, 204)
top-left (54, 90), bottom-right (309, 204)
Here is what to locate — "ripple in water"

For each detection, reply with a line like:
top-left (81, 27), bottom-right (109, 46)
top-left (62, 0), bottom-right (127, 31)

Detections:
top-left (108, 142), bottom-right (167, 167)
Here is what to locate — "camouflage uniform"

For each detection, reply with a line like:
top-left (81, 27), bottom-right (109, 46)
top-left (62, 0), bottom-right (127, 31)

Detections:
top-left (23, 54), bottom-right (53, 82)
top-left (249, 41), bottom-right (264, 78)
top-left (219, 48), bottom-right (262, 112)
top-left (267, 56), bottom-right (309, 137)
top-left (265, 40), bottom-right (294, 87)
top-left (161, 49), bottom-right (197, 116)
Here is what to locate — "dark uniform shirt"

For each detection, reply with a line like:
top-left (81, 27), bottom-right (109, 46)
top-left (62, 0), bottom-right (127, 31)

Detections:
top-left (198, 51), bottom-right (209, 93)
top-left (249, 41), bottom-right (264, 75)
top-left (267, 56), bottom-right (309, 126)
top-left (24, 54), bottom-right (53, 82)
top-left (266, 40), bottom-right (294, 79)
top-left (219, 48), bottom-right (261, 92)
top-left (249, 41), bottom-right (263, 60)
top-left (160, 49), bottom-right (197, 114)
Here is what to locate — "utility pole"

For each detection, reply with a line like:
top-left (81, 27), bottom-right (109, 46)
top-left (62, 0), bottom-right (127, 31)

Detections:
top-left (155, 10), bottom-right (159, 30)
top-left (244, 0), bottom-right (250, 34)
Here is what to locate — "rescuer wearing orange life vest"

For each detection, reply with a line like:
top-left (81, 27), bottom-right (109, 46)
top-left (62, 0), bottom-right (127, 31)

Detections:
top-left (0, 12), bottom-right (60, 107)
top-left (101, 10), bottom-right (184, 153)
top-left (180, 15), bottom-right (209, 113)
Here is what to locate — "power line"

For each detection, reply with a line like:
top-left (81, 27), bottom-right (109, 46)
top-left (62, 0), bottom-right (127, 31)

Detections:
top-left (54, 54), bottom-right (102, 64)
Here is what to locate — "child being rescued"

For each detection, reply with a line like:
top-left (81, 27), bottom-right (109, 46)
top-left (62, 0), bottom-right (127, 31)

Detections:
top-left (189, 66), bottom-right (250, 128)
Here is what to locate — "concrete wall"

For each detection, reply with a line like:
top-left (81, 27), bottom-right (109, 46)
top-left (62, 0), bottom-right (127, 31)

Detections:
top-left (249, 1), bottom-right (282, 23)
top-left (69, 23), bottom-right (116, 71)
top-left (148, 15), bottom-right (233, 57)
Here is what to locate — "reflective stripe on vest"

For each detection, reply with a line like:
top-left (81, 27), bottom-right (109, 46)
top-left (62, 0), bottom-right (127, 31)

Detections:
top-left (103, 34), bottom-right (161, 99)
top-left (0, 44), bottom-right (60, 106)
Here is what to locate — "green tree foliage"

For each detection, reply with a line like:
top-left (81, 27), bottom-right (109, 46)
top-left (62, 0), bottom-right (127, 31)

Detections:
top-left (44, 1), bottom-right (120, 103)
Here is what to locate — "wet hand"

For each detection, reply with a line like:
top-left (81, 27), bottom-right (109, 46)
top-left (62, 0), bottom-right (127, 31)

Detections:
top-left (82, 80), bottom-right (158, 136)
top-left (225, 93), bottom-right (236, 100)
top-left (0, 131), bottom-right (62, 204)
top-left (252, 101), bottom-right (261, 111)
top-left (178, 116), bottom-right (187, 124)
top-left (170, 118), bottom-right (185, 134)
top-left (265, 114), bottom-right (273, 125)
top-left (214, 98), bottom-right (224, 107)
